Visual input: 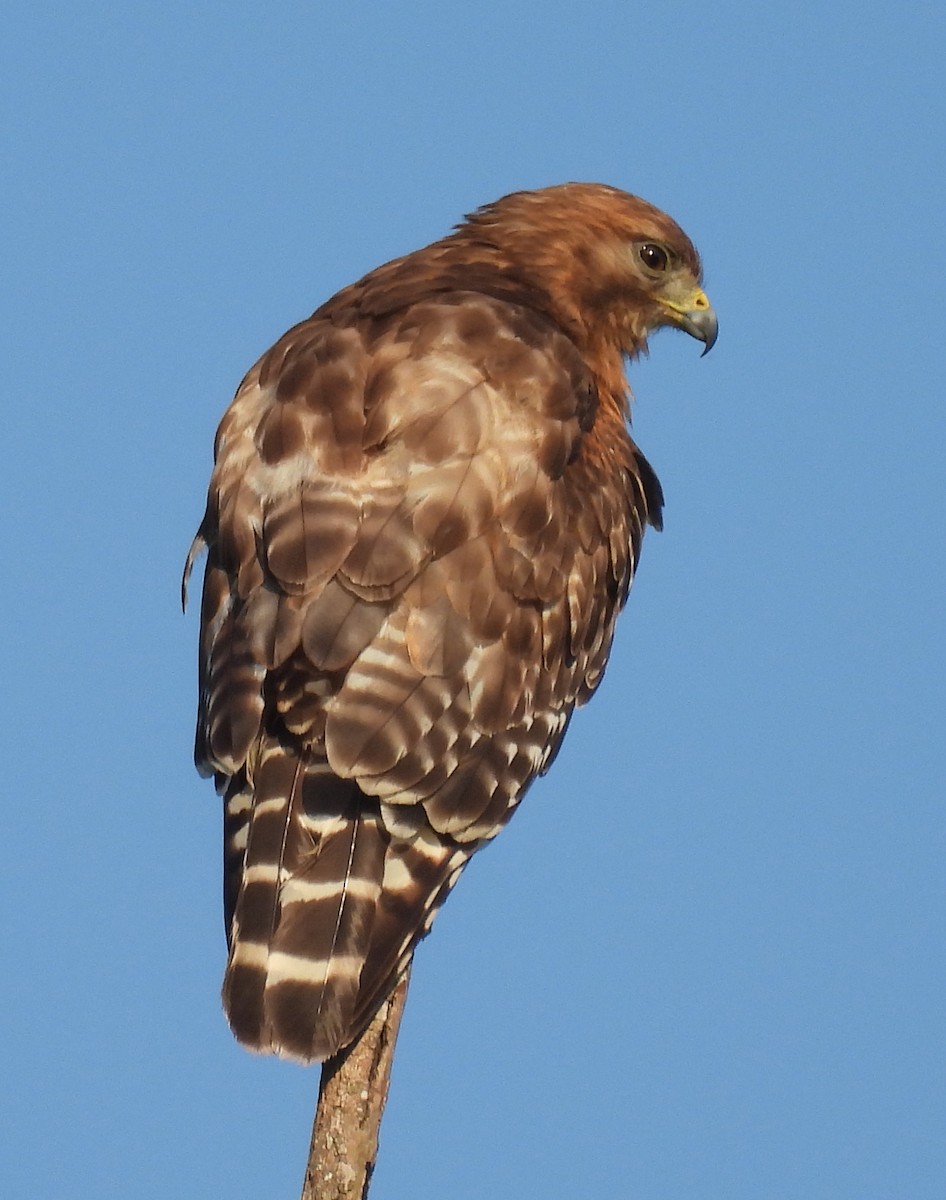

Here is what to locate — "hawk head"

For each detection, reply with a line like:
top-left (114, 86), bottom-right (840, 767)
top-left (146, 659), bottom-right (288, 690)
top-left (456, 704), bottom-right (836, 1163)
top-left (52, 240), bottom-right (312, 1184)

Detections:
top-left (464, 182), bottom-right (718, 359)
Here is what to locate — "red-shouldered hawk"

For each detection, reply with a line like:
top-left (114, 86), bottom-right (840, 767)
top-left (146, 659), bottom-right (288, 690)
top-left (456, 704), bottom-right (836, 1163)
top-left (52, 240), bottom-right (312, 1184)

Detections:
top-left (185, 183), bottom-right (716, 1063)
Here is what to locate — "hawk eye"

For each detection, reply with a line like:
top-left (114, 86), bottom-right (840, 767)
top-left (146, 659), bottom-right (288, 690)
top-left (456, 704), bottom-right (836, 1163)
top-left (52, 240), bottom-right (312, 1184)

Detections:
top-left (639, 243), bottom-right (669, 272)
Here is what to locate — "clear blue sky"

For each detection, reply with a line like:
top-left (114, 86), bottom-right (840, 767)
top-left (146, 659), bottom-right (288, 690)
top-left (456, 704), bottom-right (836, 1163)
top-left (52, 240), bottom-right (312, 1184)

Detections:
top-left (4, 4), bottom-right (944, 1197)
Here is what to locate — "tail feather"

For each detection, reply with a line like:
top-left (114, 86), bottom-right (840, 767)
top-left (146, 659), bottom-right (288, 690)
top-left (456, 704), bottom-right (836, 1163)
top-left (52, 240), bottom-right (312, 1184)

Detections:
top-left (222, 743), bottom-right (303, 1050)
top-left (263, 795), bottom-right (387, 1061)
top-left (350, 827), bottom-right (470, 1036)
top-left (221, 737), bottom-right (478, 1062)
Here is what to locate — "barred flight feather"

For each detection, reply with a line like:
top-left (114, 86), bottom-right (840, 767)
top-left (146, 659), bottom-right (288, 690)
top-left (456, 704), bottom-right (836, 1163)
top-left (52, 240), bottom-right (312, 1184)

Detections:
top-left (189, 183), bottom-right (714, 1062)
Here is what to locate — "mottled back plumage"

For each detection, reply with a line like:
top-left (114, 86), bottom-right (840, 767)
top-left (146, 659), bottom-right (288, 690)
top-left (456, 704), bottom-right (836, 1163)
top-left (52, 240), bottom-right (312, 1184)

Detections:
top-left (187, 183), bottom-right (715, 1062)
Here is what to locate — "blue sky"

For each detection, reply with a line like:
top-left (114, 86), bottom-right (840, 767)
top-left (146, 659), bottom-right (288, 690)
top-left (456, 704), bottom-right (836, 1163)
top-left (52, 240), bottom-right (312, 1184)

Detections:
top-left (4, 3), bottom-right (944, 1197)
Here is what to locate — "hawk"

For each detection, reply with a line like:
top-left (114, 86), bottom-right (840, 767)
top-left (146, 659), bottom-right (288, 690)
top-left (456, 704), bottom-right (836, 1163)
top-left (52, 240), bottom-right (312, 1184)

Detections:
top-left (186, 183), bottom-right (716, 1063)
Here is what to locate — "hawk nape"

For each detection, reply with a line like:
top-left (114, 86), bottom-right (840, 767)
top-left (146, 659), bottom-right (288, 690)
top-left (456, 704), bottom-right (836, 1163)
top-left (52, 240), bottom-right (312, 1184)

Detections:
top-left (186, 183), bottom-right (716, 1063)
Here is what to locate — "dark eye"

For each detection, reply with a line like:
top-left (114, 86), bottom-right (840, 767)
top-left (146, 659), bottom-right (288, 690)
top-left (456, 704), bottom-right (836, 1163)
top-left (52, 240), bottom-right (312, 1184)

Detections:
top-left (639, 243), bottom-right (669, 272)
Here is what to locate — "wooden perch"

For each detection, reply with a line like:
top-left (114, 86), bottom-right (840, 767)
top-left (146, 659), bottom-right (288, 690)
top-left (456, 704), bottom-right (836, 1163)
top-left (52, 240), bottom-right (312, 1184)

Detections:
top-left (301, 969), bottom-right (411, 1200)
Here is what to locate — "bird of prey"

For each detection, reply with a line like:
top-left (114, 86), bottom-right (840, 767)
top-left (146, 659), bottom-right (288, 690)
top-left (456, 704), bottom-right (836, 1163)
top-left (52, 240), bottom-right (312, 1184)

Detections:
top-left (185, 183), bottom-right (717, 1063)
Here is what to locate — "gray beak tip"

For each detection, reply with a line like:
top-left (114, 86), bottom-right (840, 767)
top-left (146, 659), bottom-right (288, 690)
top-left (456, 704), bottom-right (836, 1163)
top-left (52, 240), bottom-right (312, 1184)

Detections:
top-left (690, 308), bottom-right (718, 356)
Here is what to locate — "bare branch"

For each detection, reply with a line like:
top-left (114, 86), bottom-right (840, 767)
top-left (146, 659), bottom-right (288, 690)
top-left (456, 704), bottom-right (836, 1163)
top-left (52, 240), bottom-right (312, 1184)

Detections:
top-left (301, 969), bottom-right (411, 1200)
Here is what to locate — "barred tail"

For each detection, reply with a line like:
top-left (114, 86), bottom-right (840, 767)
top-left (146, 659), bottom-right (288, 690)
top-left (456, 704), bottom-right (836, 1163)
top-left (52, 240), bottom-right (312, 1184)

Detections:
top-left (220, 738), bottom-right (471, 1063)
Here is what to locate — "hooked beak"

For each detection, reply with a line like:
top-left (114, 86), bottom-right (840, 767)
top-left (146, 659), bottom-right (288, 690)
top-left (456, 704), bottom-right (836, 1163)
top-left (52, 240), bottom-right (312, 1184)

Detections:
top-left (660, 289), bottom-right (718, 356)
top-left (678, 305), bottom-right (718, 356)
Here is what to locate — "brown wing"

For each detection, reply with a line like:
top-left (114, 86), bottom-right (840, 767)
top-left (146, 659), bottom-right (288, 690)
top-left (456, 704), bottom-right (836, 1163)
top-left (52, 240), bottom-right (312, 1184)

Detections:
top-left (189, 292), bottom-right (659, 1062)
